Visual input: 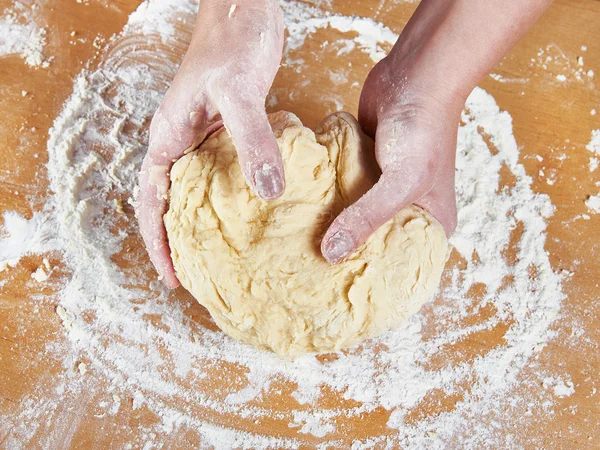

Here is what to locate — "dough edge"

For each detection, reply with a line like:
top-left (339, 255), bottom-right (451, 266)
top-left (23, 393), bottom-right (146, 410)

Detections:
top-left (165, 111), bottom-right (449, 359)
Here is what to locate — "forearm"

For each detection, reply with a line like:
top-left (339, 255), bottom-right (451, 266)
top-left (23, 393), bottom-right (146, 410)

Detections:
top-left (184, 0), bottom-right (283, 87)
top-left (390, 0), bottom-right (553, 109)
top-left (193, 0), bottom-right (281, 37)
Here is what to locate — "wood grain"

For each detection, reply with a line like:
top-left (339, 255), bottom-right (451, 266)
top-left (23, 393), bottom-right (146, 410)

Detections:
top-left (0, 0), bottom-right (599, 448)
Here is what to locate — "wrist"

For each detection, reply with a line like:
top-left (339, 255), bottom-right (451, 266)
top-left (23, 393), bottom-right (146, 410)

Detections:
top-left (386, 41), bottom-right (474, 116)
top-left (374, 51), bottom-right (466, 123)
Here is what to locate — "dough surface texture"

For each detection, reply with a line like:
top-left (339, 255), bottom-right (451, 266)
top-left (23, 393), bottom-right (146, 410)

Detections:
top-left (165, 111), bottom-right (448, 359)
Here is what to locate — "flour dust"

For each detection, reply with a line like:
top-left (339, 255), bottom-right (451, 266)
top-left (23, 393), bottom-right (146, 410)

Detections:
top-left (0, 1), bottom-right (52, 68)
top-left (0, 0), bottom-right (570, 448)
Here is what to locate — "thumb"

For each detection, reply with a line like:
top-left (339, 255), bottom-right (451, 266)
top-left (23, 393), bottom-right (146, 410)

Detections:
top-left (321, 171), bottom-right (424, 264)
top-left (217, 96), bottom-right (285, 200)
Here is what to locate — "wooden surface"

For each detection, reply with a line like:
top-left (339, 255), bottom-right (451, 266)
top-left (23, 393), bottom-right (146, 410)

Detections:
top-left (1, 0), bottom-right (599, 448)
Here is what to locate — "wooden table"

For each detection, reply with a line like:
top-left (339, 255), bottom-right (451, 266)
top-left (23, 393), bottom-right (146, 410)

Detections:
top-left (1, 0), bottom-right (599, 448)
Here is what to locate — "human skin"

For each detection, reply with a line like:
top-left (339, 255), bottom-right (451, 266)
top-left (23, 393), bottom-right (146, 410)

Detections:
top-left (136, 0), bottom-right (284, 288)
top-left (321, 0), bottom-right (554, 263)
top-left (136, 0), bottom-right (554, 287)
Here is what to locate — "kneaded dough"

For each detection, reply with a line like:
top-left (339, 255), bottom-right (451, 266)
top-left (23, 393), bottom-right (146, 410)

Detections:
top-left (165, 111), bottom-right (448, 359)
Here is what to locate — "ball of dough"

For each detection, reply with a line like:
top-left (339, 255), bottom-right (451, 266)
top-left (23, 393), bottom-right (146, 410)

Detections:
top-left (165, 111), bottom-right (448, 359)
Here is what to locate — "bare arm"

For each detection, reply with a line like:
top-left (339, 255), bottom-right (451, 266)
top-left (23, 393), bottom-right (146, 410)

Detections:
top-left (321, 0), bottom-right (553, 263)
top-left (136, 0), bottom-right (284, 287)
top-left (136, 0), bottom-right (554, 283)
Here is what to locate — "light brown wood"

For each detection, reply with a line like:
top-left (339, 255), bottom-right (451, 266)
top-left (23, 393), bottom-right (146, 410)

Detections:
top-left (0, 0), bottom-right (599, 448)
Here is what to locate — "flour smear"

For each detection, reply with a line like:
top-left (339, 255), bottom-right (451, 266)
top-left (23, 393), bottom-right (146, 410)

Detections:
top-left (0, 0), bottom-right (567, 448)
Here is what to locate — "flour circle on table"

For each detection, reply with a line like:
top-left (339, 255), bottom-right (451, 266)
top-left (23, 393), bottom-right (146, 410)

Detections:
top-left (165, 111), bottom-right (448, 358)
top-left (0, 0), bottom-right (566, 448)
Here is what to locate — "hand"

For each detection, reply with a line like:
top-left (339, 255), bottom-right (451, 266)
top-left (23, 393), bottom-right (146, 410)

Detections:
top-left (321, 55), bottom-right (459, 264)
top-left (320, 0), bottom-right (553, 263)
top-left (136, 0), bottom-right (284, 288)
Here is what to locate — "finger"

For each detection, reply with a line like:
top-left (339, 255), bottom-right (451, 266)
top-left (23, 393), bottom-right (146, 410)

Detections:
top-left (321, 170), bottom-right (426, 264)
top-left (136, 104), bottom-right (207, 289)
top-left (216, 96), bottom-right (285, 200)
top-left (137, 155), bottom-right (180, 289)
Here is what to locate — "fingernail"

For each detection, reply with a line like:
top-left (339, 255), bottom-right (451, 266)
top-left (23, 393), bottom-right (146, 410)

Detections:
top-left (323, 230), bottom-right (354, 264)
top-left (254, 164), bottom-right (284, 200)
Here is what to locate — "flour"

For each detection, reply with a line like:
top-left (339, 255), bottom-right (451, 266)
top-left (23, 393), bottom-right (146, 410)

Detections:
top-left (587, 129), bottom-right (600, 172)
top-left (290, 410), bottom-right (336, 438)
top-left (585, 195), bottom-right (600, 214)
top-left (0, 211), bottom-right (56, 269)
top-left (489, 73), bottom-right (530, 83)
top-left (585, 130), bottom-right (600, 211)
top-left (530, 44), bottom-right (594, 84)
top-left (281, 1), bottom-right (397, 62)
top-left (0, 0), bottom-right (570, 448)
top-left (542, 377), bottom-right (576, 398)
top-left (31, 265), bottom-right (49, 282)
top-left (0, 2), bottom-right (51, 68)
top-left (587, 129), bottom-right (600, 155)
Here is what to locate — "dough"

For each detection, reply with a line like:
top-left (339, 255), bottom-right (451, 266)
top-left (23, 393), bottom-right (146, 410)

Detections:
top-left (165, 111), bottom-right (448, 359)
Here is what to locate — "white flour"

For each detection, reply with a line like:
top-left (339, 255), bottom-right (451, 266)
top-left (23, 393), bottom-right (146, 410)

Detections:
top-left (282, 1), bottom-right (397, 62)
top-left (0, 1), bottom-right (51, 67)
top-left (585, 130), bottom-right (600, 212)
top-left (529, 44), bottom-right (595, 85)
top-left (0, 0), bottom-right (572, 448)
top-left (488, 73), bottom-right (530, 84)
top-left (587, 129), bottom-right (600, 173)
top-left (542, 377), bottom-right (575, 398)
top-left (0, 211), bottom-right (55, 270)
top-left (586, 195), bottom-right (600, 214)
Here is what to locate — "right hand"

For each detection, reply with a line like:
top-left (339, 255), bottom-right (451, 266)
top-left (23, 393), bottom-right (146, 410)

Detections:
top-left (320, 0), bottom-right (554, 264)
top-left (136, 0), bottom-right (285, 288)
top-left (321, 55), bottom-right (459, 264)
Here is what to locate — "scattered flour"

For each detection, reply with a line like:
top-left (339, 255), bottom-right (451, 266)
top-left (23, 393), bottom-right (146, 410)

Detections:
top-left (78, 362), bottom-right (88, 375)
top-left (587, 129), bottom-right (600, 172)
top-left (489, 73), bottom-right (530, 83)
top-left (587, 129), bottom-right (600, 154)
top-left (585, 195), bottom-right (600, 214)
top-left (585, 131), bottom-right (600, 207)
top-left (290, 411), bottom-right (336, 438)
top-left (0, 0), bottom-right (570, 448)
top-left (31, 265), bottom-right (49, 282)
top-left (282, 1), bottom-right (398, 62)
top-left (542, 377), bottom-right (576, 398)
top-left (530, 44), bottom-right (594, 84)
top-left (0, 2), bottom-right (52, 68)
top-left (0, 211), bottom-right (56, 269)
